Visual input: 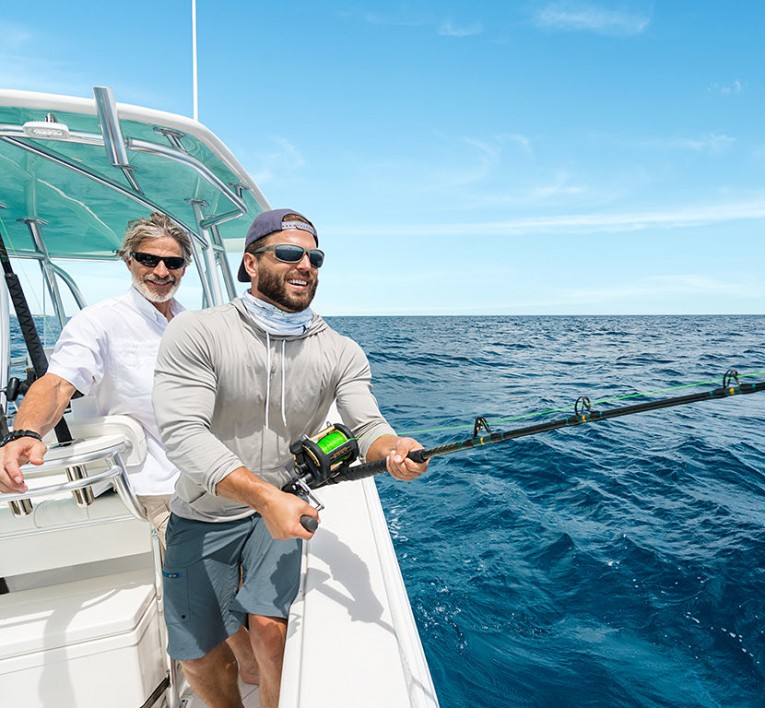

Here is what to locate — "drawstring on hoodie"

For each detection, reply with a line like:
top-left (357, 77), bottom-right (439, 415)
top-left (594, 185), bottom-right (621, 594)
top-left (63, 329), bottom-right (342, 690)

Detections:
top-left (265, 332), bottom-right (271, 429)
top-left (280, 340), bottom-right (287, 427)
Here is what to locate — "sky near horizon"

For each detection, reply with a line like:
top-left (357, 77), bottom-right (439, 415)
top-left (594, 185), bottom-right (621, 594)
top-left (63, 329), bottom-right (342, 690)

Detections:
top-left (1, 1), bottom-right (763, 315)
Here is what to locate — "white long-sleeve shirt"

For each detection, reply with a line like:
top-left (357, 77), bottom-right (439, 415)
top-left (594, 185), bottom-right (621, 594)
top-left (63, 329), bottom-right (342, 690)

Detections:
top-left (48, 287), bottom-right (183, 495)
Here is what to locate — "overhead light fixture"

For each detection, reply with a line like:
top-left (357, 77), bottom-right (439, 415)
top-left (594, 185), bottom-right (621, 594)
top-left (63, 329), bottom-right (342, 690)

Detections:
top-left (22, 112), bottom-right (70, 139)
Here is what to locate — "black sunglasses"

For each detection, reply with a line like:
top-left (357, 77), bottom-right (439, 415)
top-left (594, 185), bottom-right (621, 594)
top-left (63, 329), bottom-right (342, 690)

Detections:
top-left (253, 244), bottom-right (325, 268)
top-left (131, 251), bottom-right (187, 270)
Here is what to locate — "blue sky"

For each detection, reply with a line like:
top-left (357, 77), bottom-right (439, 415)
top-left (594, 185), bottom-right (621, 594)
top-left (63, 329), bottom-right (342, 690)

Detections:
top-left (1, 1), bottom-right (763, 315)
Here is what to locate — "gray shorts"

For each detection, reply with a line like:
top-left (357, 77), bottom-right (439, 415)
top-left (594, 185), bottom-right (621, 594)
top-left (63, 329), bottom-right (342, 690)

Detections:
top-left (162, 512), bottom-right (302, 660)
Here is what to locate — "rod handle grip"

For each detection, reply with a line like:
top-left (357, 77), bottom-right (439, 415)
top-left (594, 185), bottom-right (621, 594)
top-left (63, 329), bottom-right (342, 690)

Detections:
top-left (344, 447), bottom-right (431, 480)
top-left (408, 449), bottom-right (428, 463)
top-left (356, 457), bottom-right (388, 476)
top-left (300, 515), bottom-right (319, 533)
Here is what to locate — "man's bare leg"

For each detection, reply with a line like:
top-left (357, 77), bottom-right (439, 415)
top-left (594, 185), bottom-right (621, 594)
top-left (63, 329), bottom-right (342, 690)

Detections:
top-left (180, 640), bottom-right (242, 708)
top-left (248, 615), bottom-right (288, 708)
top-left (226, 625), bottom-right (260, 684)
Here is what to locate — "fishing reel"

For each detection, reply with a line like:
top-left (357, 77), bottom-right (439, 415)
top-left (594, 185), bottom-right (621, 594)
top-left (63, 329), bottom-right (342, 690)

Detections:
top-left (283, 423), bottom-right (360, 508)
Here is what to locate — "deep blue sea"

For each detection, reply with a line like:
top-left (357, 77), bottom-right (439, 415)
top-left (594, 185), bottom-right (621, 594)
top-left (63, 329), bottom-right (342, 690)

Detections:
top-left (327, 315), bottom-right (765, 708)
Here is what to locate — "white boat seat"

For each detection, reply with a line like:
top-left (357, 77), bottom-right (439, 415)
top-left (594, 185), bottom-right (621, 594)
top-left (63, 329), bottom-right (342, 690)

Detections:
top-left (43, 413), bottom-right (148, 469)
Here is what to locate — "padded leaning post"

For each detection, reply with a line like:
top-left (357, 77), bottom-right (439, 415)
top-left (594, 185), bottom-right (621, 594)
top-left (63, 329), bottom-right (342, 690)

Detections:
top-left (0, 417), bottom-right (169, 708)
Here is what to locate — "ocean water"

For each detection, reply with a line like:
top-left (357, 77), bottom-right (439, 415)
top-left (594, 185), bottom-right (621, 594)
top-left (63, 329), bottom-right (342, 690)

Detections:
top-left (327, 315), bottom-right (765, 708)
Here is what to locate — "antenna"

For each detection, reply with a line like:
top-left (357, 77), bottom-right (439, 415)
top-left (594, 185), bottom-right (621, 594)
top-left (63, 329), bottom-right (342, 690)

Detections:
top-left (191, 0), bottom-right (199, 121)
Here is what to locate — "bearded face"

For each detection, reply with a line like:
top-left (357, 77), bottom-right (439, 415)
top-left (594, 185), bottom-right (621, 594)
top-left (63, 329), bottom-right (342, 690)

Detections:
top-left (126, 236), bottom-right (187, 304)
top-left (244, 230), bottom-right (320, 312)
top-left (253, 260), bottom-right (318, 312)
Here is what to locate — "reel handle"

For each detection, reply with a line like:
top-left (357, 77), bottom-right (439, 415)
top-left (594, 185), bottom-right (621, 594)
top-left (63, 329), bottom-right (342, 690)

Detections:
top-left (300, 515), bottom-right (319, 533)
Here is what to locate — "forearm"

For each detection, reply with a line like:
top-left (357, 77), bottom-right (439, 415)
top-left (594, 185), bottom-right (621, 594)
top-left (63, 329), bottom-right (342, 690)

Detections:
top-left (14, 374), bottom-right (76, 435)
top-left (216, 466), bottom-right (318, 540)
top-left (365, 434), bottom-right (399, 462)
top-left (215, 466), bottom-right (279, 512)
top-left (0, 374), bottom-right (74, 493)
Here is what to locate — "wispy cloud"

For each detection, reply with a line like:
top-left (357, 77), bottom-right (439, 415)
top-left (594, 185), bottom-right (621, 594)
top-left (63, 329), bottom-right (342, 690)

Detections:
top-left (532, 2), bottom-right (652, 36)
top-left (643, 274), bottom-right (761, 297)
top-left (437, 20), bottom-right (483, 37)
top-left (0, 22), bottom-right (167, 107)
top-left (350, 132), bottom-right (535, 198)
top-left (527, 172), bottom-right (587, 201)
top-left (354, 9), bottom-right (427, 28)
top-left (509, 133), bottom-right (534, 155)
top-left (546, 274), bottom-right (762, 308)
top-left (320, 267), bottom-right (763, 316)
top-left (0, 21), bottom-right (85, 94)
top-left (509, 273), bottom-right (762, 313)
top-left (644, 133), bottom-right (735, 155)
top-left (463, 133), bottom-right (535, 162)
top-left (708, 79), bottom-right (745, 95)
top-left (0, 21), bottom-right (33, 49)
top-left (345, 9), bottom-right (481, 37)
top-left (462, 137), bottom-right (501, 170)
top-left (246, 136), bottom-right (305, 186)
top-left (365, 133), bottom-right (534, 192)
top-left (327, 198), bottom-right (765, 237)
top-left (0, 55), bottom-right (86, 96)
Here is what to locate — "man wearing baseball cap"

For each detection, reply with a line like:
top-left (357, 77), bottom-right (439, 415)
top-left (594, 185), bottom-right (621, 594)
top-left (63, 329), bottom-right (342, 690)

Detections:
top-left (153, 208), bottom-right (429, 708)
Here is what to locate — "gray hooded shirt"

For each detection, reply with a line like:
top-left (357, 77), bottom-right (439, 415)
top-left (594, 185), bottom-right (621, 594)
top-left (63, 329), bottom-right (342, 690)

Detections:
top-left (153, 298), bottom-right (395, 522)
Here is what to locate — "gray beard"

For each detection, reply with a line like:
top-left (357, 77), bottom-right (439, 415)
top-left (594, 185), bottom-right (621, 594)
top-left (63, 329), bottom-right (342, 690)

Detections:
top-left (132, 273), bottom-right (179, 303)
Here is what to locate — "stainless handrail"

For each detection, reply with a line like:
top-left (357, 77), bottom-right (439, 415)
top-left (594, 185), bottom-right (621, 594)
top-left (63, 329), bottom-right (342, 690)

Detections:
top-left (0, 438), bottom-right (146, 521)
top-left (21, 438), bottom-right (130, 475)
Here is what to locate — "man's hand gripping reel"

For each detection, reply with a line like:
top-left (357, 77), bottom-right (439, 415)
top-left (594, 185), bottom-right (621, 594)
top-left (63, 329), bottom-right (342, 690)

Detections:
top-left (282, 423), bottom-right (359, 532)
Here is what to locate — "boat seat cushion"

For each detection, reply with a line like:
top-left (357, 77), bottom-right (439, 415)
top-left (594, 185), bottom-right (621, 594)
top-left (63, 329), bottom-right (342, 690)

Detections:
top-left (44, 413), bottom-right (148, 468)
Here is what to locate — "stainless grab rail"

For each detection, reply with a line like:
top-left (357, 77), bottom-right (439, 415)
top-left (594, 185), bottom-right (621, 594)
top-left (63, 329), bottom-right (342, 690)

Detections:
top-left (0, 438), bottom-right (146, 521)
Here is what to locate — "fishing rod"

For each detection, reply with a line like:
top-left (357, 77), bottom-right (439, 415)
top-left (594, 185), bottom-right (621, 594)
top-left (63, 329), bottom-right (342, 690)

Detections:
top-left (0, 227), bottom-right (72, 442)
top-left (284, 369), bottom-right (764, 531)
top-left (0, 225), bottom-right (78, 515)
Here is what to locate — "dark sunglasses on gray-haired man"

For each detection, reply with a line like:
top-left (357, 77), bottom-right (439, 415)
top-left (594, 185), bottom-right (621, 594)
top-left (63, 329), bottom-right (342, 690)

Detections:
top-left (131, 251), bottom-right (187, 270)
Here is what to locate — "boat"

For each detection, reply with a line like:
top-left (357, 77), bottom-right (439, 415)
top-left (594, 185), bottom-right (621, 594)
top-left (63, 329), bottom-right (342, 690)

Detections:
top-left (0, 87), bottom-right (439, 708)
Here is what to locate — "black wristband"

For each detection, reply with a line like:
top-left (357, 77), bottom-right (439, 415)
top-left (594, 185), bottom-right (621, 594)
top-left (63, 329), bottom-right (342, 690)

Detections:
top-left (0, 430), bottom-right (43, 447)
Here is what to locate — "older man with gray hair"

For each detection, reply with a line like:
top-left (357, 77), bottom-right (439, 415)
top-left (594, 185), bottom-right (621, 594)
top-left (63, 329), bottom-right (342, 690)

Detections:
top-left (0, 212), bottom-right (191, 535)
